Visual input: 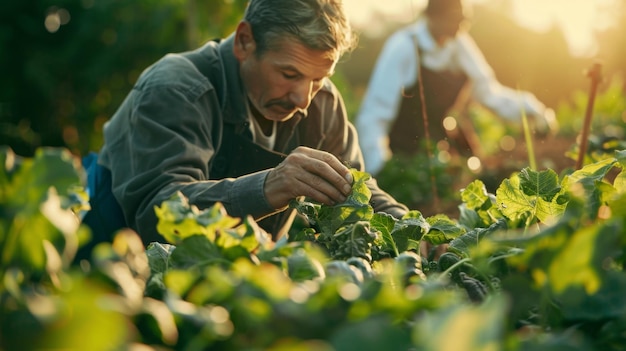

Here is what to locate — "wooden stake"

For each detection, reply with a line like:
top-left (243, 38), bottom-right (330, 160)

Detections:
top-left (575, 62), bottom-right (603, 170)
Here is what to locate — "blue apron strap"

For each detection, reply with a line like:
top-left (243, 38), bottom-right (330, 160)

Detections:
top-left (76, 152), bottom-right (127, 262)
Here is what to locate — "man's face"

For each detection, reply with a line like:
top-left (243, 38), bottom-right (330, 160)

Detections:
top-left (234, 22), bottom-right (337, 122)
top-left (427, 7), bottom-right (470, 44)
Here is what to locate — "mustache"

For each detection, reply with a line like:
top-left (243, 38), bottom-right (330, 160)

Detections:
top-left (266, 99), bottom-right (295, 111)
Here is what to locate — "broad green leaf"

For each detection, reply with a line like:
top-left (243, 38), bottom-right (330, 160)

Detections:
top-left (331, 221), bottom-right (377, 260)
top-left (535, 192), bottom-right (567, 224)
top-left (414, 295), bottom-right (508, 351)
top-left (330, 315), bottom-right (413, 351)
top-left (370, 212), bottom-right (398, 255)
top-left (32, 275), bottom-right (129, 351)
top-left (496, 175), bottom-right (535, 222)
top-left (559, 272), bottom-right (626, 321)
top-left (548, 224), bottom-right (602, 295)
top-left (448, 219), bottom-right (507, 256)
top-left (7, 148), bottom-right (85, 214)
top-left (461, 179), bottom-right (490, 210)
top-left (349, 168), bottom-right (372, 205)
top-left (232, 259), bottom-right (293, 301)
top-left (146, 242), bottom-right (176, 275)
top-left (423, 215), bottom-right (464, 245)
top-left (563, 175), bottom-right (613, 220)
top-left (499, 215), bottom-right (626, 322)
top-left (549, 221), bottom-right (626, 321)
top-left (1, 147), bottom-right (85, 275)
top-left (318, 204), bottom-right (373, 237)
top-left (154, 192), bottom-right (240, 244)
top-left (518, 168), bottom-right (561, 201)
top-left (615, 149), bottom-right (626, 166)
top-left (458, 204), bottom-right (483, 229)
top-left (163, 269), bottom-right (199, 297)
top-left (569, 157), bottom-right (617, 183)
top-left (286, 248), bottom-right (326, 282)
top-left (170, 235), bottom-right (227, 269)
top-left (391, 215), bottom-right (429, 253)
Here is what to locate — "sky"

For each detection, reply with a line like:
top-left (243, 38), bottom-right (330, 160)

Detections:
top-left (343, 0), bottom-right (622, 57)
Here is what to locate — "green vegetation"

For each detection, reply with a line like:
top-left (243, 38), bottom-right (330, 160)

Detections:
top-left (2, 146), bottom-right (626, 350)
top-left (3, 1), bottom-right (626, 349)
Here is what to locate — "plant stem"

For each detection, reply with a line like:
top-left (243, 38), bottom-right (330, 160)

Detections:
top-left (521, 107), bottom-right (537, 171)
top-left (575, 62), bottom-right (603, 170)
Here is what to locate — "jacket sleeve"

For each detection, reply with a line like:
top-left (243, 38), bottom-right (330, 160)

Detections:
top-left (100, 56), bottom-right (278, 244)
top-left (310, 81), bottom-right (409, 219)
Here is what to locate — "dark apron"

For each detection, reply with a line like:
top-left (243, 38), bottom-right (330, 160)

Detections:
top-left (389, 54), bottom-right (469, 157)
top-left (210, 122), bottom-right (293, 237)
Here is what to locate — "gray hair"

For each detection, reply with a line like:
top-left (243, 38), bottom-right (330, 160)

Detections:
top-left (243, 0), bottom-right (357, 60)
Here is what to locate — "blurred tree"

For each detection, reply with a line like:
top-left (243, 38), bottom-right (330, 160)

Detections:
top-left (0, 0), bottom-right (247, 157)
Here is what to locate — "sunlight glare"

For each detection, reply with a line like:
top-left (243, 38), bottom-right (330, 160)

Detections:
top-left (509, 0), bottom-right (620, 56)
top-left (344, 0), bottom-right (621, 57)
top-left (467, 156), bottom-right (482, 173)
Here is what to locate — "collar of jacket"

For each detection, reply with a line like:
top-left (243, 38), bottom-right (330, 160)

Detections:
top-left (217, 34), bottom-right (307, 136)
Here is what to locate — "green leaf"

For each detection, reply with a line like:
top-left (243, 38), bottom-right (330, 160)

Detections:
top-left (154, 192), bottom-right (240, 244)
top-left (518, 168), bottom-right (561, 201)
top-left (448, 219), bottom-right (507, 256)
top-left (496, 175), bottom-right (535, 222)
top-left (0, 147), bottom-right (85, 276)
top-left (548, 221), bottom-right (620, 296)
top-left (391, 214), bottom-right (429, 253)
top-left (146, 242), bottom-right (175, 275)
top-left (286, 249), bottom-right (326, 282)
top-left (414, 295), bottom-right (508, 351)
top-left (535, 192), bottom-right (567, 224)
top-left (423, 215), bottom-right (464, 245)
top-left (569, 157), bottom-right (617, 183)
top-left (348, 168), bottom-right (372, 205)
top-left (331, 221), bottom-right (377, 261)
top-left (461, 179), bottom-right (490, 210)
top-left (370, 212), bottom-right (398, 255)
top-left (330, 315), bottom-right (413, 351)
top-left (32, 275), bottom-right (129, 350)
top-left (170, 235), bottom-right (227, 269)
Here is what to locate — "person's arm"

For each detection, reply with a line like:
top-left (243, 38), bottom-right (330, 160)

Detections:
top-left (355, 30), bottom-right (420, 175)
top-left (102, 57), bottom-right (279, 243)
top-left (104, 57), bottom-right (358, 243)
top-left (455, 34), bottom-right (557, 132)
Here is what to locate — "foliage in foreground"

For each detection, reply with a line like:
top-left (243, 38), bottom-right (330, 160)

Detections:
top-left (1, 146), bottom-right (626, 350)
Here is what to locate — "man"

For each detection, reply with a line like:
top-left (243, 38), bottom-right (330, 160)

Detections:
top-left (355, 0), bottom-right (558, 176)
top-left (80, 0), bottom-right (408, 257)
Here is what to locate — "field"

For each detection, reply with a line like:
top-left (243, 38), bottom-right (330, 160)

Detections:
top-left (2, 85), bottom-right (626, 349)
top-left (2, 1), bottom-right (626, 349)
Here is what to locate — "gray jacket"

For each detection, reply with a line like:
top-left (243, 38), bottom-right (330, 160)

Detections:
top-left (99, 35), bottom-right (408, 243)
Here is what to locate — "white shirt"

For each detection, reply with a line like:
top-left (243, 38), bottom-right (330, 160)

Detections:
top-left (249, 115), bottom-right (277, 150)
top-left (355, 18), bottom-right (548, 175)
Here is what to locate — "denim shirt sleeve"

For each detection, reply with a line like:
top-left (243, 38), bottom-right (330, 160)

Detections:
top-left (99, 54), bottom-right (276, 243)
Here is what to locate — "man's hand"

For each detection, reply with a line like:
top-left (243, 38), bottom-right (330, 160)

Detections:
top-left (264, 146), bottom-right (354, 209)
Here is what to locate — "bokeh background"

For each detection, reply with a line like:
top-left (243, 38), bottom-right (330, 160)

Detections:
top-left (2, 0), bottom-right (625, 209)
top-left (1, 0), bottom-right (624, 155)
